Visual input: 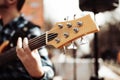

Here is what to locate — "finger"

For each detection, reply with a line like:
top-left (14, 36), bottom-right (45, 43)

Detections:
top-left (16, 37), bottom-right (25, 57)
top-left (23, 37), bottom-right (28, 47)
top-left (16, 47), bottom-right (25, 58)
top-left (17, 37), bottom-right (22, 48)
top-left (23, 37), bottom-right (31, 54)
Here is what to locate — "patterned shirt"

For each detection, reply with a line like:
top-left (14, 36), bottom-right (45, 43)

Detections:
top-left (0, 14), bottom-right (54, 80)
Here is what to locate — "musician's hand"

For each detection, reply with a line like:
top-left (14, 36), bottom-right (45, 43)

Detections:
top-left (16, 37), bottom-right (44, 78)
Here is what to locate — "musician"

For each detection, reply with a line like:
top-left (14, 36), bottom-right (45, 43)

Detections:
top-left (0, 0), bottom-right (54, 80)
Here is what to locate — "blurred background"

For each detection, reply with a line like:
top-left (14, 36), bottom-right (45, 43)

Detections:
top-left (21, 0), bottom-right (120, 80)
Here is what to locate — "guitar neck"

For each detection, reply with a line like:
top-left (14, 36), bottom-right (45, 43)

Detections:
top-left (29, 33), bottom-right (46, 50)
top-left (0, 33), bottom-right (57, 66)
top-left (0, 34), bottom-right (46, 66)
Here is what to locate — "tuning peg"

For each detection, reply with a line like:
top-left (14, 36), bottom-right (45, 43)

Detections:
top-left (73, 28), bottom-right (79, 33)
top-left (67, 41), bottom-right (77, 49)
top-left (77, 21), bottom-right (83, 26)
top-left (64, 16), bottom-right (69, 21)
top-left (74, 14), bottom-right (76, 20)
top-left (63, 32), bottom-right (69, 38)
top-left (64, 17), bottom-right (67, 21)
top-left (55, 38), bottom-right (60, 43)
top-left (58, 24), bottom-right (63, 29)
top-left (67, 23), bottom-right (72, 28)
top-left (79, 36), bottom-right (88, 45)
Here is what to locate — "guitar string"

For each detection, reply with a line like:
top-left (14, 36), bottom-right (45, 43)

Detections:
top-left (28, 33), bottom-right (56, 49)
top-left (29, 34), bottom-right (45, 45)
top-left (29, 33), bottom-right (45, 42)
top-left (29, 34), bottom-right (46, 49)
top-left (29, 34), bottom-right (56, 47)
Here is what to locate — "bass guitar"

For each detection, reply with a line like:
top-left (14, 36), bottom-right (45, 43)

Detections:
top-left (0, 14), bottom-right (99, 66)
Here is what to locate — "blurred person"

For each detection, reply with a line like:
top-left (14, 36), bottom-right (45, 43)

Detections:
top-left (0, 0), bottom-right (54, 80)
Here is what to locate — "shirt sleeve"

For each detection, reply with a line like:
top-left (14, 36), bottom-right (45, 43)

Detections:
top-left (28, 26), bottom-right (42, 38)
top-left (39, 47), bottom-right (54, 80)
top-left (31, 47), bottom-right (54, 80)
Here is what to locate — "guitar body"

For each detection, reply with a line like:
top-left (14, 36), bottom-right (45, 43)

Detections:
top-left (0, 40), bottom-right (9, 53)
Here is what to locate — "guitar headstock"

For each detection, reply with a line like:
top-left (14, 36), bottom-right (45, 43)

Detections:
top-left (47, 14), bottom-right (99, 48)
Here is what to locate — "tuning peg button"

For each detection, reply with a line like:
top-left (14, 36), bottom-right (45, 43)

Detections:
top-left (55, 38), bottom-right (60, 43)
top-left (77, 21), bottom-right (83, 26)
top-left (67, 23), bottom-right (72, 28)
top-left (63, 32), bottom-right (69, 38)
top-left (58, 24), bottom-right (63, 29)
top-left (73, 28), bottom-right (79, 33)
